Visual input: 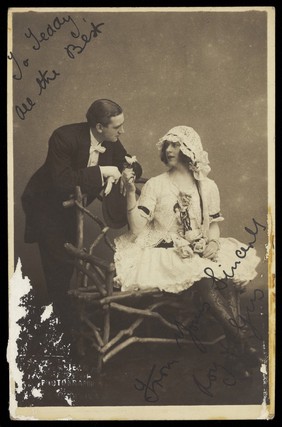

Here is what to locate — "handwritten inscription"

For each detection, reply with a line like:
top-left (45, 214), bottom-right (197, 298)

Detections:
top-left (65, 20), bottom-right (104, 59)
top-left (173, 216), bottom-right (266, 398)
top-left (24, 15), bottom-right (81, 51)
top-left (192, 362), bottom-right (236, 397)
top-left (134, 360), bottom-right (179, 403)
top-left (15, 98), bottom-right (36, 121)
top-left (174, 302), bottom-right (211, 353)
top-left (7, 51), bottom-right (30, 80)
top-left (36, 69), bottom-right (61, 96)
top-left (204, 218), bottom-right (266, 290)
top-left (229, 288), bottom-right (265, 340)
top-left (9, 15), bottom-right (105, 121)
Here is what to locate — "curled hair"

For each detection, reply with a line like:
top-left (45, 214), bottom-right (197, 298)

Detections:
top-left (160, 140), bottom-right (193, 169)
top-left (86, 99), bottom-right (123, 127)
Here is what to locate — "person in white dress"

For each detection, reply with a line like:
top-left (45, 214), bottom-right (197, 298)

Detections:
top-left (115, 126), bottom-right (263, 377)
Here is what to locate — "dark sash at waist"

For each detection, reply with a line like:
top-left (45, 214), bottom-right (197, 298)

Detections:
top-left (155, 240), bottom-right (174, 249)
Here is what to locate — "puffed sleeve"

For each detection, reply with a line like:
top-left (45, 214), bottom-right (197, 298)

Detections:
top-left (137, 178), bottom-right (157, 221)
top-left (207, 180), bottom-right (224, 223)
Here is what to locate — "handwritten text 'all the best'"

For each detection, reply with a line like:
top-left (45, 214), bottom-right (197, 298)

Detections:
top-left (8, 15), bottom-right (104, 121)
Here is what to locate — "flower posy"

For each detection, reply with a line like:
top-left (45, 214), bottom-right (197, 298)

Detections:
top-left (125, 155), bottom-right (137, 165)
top-left (174, 238), bottom-right (194, 259)
top-left (178, 192), bottom-right (192, 209)
top-left (191, 238), bottom-right (207, 254)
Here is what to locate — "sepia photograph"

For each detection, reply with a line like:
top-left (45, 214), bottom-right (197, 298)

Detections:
top-left (8, 7), bottom-right (275, 420)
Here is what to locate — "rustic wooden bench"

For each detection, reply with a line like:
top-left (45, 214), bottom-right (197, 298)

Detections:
top-left (63, 184), bottom-right (228, 372)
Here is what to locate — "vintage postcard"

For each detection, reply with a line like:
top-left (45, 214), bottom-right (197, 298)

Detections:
top-left (7, 7), bottom-right (275, 420)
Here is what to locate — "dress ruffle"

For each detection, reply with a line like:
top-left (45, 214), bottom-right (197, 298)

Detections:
top-left (114, 174), bottom-right (261, 294)
top-left (114, 233), bottom-right (261, 294)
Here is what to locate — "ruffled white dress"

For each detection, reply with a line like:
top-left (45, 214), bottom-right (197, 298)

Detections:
top-left (114, 172), bottom-right (260, 294)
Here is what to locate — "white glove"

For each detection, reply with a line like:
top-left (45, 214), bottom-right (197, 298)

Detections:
top-left (100, 166), bottom-right (121, 183)
top-left (104, 177), bottom-right (115, 197)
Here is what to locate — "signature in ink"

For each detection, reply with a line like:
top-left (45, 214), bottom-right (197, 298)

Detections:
top-left (174, 302), bottom-right (211, 353)
top-left (64, 20), bottom-right (104, 59)
top-left (134, 360), bottom-right (179, 403)
top-left (228, 288), bottom-right (265, 340)
top-left (204, 218), bottom-right (267, 290)
top-left (192, 362), bottom-right (236, 397)
top-left (224, 218), bottom-right (267, 279)
top-left (204, 267), bottom-right (228, 291)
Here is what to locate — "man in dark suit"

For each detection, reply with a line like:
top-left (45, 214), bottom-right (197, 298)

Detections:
top-left (21, 99), bottom-right (137, 340)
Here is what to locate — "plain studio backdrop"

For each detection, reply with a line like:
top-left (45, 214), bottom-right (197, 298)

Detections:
top-left (11, 9), bottom-right (268, 304)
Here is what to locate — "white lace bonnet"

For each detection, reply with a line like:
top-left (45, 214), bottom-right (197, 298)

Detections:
top-left (156, 126), bottom-right (211, 181)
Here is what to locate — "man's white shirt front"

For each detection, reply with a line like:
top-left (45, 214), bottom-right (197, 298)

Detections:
top-left (87, 130), bottom-right (105, 184)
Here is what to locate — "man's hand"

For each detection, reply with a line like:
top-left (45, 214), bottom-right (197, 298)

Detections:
top-left (100, 166), bottom-right (121, 183)
top-left (104, 177), bottom-right (115, 197)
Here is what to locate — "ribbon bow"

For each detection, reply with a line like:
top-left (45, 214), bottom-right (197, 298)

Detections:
top-left (125, 155), bottom-right (137, 165)
top-left (92, 144), bottom-right (106, 154)
top-left (89, 143), bottom-right (106, 155)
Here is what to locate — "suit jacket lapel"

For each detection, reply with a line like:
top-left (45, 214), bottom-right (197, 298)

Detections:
top-left (77, 123), bottom-right (91, 167)
top-left (76, 127), bottom-right (114, 168)
top-left (98, 141), bottom-right (113, 166)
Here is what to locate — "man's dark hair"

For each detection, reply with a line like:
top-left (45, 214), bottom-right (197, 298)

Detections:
top-left (86, 99), bottom-right (123, 127)
top-left (160, 140), bottom-right (193, 168)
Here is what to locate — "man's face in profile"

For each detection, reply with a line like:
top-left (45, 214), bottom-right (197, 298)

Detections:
top-left (101, 113), bottom-right (125, 142)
